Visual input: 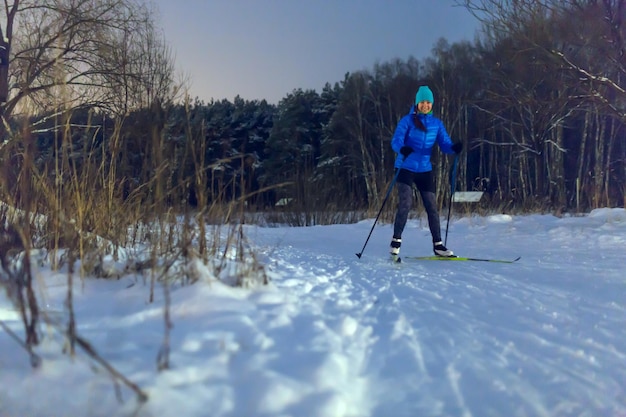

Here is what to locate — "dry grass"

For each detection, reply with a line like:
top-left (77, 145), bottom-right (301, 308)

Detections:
top-left (0, 105), bottom-right (269, 408)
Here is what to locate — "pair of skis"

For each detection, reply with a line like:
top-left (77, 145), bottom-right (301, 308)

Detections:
top-left (395, 255), bottom-right (521, 264)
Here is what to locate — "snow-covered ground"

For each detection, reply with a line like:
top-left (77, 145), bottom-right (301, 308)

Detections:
top-left (1, 208), bottom-right (625, 417)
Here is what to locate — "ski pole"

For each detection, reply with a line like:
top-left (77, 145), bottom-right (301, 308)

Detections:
top-left (356, 167), bottom-right (402, 259)
top-left (444, 154), bottom-right (459, 246)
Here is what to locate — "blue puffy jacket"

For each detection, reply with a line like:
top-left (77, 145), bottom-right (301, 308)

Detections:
top-left (391, 106), bottom-right (455, 172)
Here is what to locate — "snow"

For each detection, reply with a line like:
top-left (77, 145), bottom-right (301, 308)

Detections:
top-left (1, 208), bottom-right (625, 417)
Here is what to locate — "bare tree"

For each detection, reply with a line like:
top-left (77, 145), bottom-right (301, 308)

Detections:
top-left (460, 0), bottom-right (626, 121)
top-left (0, 0), bottom-right (178, 139)
top-left (459, 0), bottom-right (625, 209)
top-left (97, 3), bottom-right (180, 115)
top-left (332, 72), bottom-right (382, 209)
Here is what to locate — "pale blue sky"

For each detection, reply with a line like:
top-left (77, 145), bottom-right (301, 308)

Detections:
top-left (153, 1), bottom-right (481, 104)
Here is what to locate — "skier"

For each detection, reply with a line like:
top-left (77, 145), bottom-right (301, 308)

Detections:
top-left (389, 85), bottom-right (462, 261)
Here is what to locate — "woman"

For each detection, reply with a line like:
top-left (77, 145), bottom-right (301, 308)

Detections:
top-left (389, 85), bottom-right (462, 261)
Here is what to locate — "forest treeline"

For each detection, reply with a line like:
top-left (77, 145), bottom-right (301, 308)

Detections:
top-left (1, 0), bottom-right (624, 227)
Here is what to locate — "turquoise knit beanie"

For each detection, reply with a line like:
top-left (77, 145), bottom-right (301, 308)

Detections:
top-left (415, 86), bottom-right (434, 104)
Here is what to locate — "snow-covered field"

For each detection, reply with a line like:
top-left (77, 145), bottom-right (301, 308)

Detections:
top-left (1, 208), bottom-right (625, 417)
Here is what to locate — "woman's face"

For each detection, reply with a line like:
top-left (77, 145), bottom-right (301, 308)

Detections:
top-left (417, 100), bottom-right (432, 114)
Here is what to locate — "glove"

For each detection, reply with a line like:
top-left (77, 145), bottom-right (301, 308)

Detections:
top-left (452, 142), bottom-right (463, 154)
top-left (400, 146), bottom-right (413, 157)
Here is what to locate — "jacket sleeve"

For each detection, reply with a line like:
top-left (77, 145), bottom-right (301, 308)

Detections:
top-left (391, 115), bottom-right (411, 153)
top-left (436, 119), bottom-right (455, 154)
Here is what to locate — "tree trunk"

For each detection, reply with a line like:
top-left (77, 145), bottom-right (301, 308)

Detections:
top-left (593, 112), bottom-right (606, 208)
top-left (0, 0), bottom-right (17, 135)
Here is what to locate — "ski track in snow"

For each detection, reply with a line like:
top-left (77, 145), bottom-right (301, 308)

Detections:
top-left (253, 212), bottom-right (626, 417)
top-left (1, 211), bottom-right (625, 417)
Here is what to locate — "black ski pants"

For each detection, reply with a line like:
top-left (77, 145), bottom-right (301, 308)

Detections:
top-left (392, 169), bottom-right (442, 243)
